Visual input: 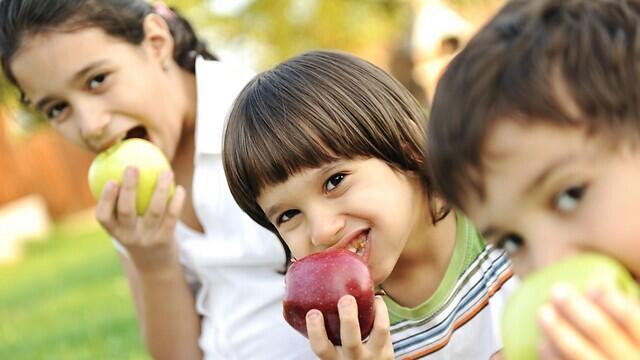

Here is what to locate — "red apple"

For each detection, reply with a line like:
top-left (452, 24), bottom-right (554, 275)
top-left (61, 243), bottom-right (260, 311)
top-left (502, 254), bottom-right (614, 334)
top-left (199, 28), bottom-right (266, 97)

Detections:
top-left (282, 249), bottom-right (375, 345)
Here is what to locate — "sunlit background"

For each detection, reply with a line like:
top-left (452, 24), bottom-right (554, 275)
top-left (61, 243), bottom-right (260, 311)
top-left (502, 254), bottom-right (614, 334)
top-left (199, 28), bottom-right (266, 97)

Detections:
top-left (0, 0), bottom-right (503, 358)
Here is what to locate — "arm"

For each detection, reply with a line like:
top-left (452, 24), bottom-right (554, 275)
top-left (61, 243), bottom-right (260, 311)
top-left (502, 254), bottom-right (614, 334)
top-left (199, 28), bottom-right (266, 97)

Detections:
top-left (96, 168), bottom-right (202, 360)
top-left (120, 250), bottom-right (202, 360)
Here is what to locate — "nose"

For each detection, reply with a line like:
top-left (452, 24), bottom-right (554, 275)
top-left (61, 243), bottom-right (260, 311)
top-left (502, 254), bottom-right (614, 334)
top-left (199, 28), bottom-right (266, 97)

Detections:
top-left (518, 220), bottom-right (580, 276)
top-left (74, 100), bottom-right (108, 142)
top-left (308, 206), bottom-right (345, 249)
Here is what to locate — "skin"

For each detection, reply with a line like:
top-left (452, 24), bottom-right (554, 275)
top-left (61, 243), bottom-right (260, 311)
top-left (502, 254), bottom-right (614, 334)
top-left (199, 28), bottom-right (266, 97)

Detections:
top-left (10, 15), bottom-right (203, 360)
top-left (258, 157), bottom-right (457, 359)
top-left (464, 120), bottom-right (640, 360)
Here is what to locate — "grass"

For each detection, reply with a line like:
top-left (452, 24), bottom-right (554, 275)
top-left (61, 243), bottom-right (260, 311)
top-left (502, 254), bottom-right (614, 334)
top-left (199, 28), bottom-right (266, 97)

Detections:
top-left (0, 214), bottom-right (149, 359)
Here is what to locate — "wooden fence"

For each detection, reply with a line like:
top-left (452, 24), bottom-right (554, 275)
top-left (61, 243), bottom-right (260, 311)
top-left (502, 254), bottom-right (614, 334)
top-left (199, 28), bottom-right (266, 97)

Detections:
top-left (0, 111), bottom-right (95, 220)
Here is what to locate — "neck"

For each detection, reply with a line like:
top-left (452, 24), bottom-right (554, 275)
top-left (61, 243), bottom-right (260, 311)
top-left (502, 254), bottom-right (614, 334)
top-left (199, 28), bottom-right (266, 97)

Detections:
top-left (382, 200), bottom-right (457, 308)
top-left (172, 67), bottom-right (197, 176)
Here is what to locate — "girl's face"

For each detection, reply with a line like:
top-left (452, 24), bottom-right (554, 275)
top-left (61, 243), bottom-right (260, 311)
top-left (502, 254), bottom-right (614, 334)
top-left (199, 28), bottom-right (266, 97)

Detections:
top-left (9, 19), bottom-right (188, 160)
top-left (465, 121), bottom-right (640, 280)
top-left (257, 157), bottom-right (431, 285)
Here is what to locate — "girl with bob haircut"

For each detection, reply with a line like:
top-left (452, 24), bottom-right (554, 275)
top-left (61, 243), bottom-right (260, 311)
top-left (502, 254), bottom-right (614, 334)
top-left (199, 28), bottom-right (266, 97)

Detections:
top-left (223, 50), bottom-right (518, 359)
top-left (0, 0), bottom-right (312, 358)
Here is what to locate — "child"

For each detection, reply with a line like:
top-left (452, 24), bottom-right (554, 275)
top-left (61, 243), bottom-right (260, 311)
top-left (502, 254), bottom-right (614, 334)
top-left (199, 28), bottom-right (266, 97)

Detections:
top-left (0, 0), bottom-right (312, 358)
top-left (222, 50), bottom-right (517, 359)
top-left (427, 0), bottom-right (640, 358)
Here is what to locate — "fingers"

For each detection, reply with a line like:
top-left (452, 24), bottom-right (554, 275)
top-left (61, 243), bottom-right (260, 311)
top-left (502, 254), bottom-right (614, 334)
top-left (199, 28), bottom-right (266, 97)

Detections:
top-left (116, 167), bottom-right (139, 228)
top-left (366, 296), bottom-right (391, 351)
top-left (307, 310), bottom-right (337, 360)
top-left (538, 338), bottom-right (563, 360)
top-left (94, 168), bottom-right (180, 252)
top-left (142, 171), bottom-right (174, 230)
top-left (537, 304), bottom-right (604, 360)
top-left (338, 295), bottom-right (364, 358)
top-left (588, 287), bottom-right (640, 345)
top-left (548, 285), bottom-right (639, 359)
top-left (157, 185), bottom-right (185, 236)
top-left (306, 295), bottom-right (393, 360)
top-left (95, 180), bottom-right (119, 232)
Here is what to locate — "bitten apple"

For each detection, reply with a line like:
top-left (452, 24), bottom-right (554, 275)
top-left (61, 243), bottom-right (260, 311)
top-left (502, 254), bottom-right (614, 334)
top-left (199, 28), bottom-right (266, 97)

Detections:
top-left (87, 138), bottom-right (174, 215)
top-left (283, 249), bottom-right (375, 345)
top-left (502, 253), bottom-right (640, 360)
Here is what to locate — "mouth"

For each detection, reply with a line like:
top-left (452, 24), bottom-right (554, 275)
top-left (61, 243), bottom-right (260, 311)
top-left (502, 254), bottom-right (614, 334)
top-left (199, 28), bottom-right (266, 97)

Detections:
top-left (124, 126), bottom-right (150, 141)
top-left (345, 230), bottom-right (370, 258)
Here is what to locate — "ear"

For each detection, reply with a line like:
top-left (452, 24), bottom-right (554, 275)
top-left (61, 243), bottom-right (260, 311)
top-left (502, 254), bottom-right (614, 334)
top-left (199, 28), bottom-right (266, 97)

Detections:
top-left (142, 14), bottom-right (174, 67)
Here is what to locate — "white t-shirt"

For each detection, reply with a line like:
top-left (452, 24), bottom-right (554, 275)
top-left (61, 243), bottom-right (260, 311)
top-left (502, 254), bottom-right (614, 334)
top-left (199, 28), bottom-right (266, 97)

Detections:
top-left (118, 57), bottom-right (313, 359)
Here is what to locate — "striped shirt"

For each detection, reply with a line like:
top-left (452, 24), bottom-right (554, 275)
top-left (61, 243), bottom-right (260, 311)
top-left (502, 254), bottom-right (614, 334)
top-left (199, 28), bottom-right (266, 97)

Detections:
top-left (384, 213), bottom-right (518, 359)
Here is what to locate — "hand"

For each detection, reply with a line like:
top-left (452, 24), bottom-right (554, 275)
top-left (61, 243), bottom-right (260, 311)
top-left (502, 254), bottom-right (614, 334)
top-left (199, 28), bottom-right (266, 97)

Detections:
top-left (95, 166), bottom-right (186, 272)
top-left (305, 295), bottom-right (393, 360)
top-left (537, 284), bottom-right (640, 360)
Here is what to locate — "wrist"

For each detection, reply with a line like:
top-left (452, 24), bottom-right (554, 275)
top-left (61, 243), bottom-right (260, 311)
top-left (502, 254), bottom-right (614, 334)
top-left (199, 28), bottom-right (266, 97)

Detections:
top-left (127, 240), bottom-right (181, 275)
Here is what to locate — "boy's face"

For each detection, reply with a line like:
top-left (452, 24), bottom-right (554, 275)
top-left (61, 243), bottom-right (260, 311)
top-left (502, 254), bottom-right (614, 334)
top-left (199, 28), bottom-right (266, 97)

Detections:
top-left (464, 121), bottom-right (640, 280)
top-left (257, 157), bottom-right (430, 285)
top-left (10, 25), bottom-right (185, 160)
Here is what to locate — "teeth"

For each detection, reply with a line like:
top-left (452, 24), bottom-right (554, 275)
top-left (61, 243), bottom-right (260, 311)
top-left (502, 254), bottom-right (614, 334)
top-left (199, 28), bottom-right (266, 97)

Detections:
top-left (347, 233), bottom-right (367, 256)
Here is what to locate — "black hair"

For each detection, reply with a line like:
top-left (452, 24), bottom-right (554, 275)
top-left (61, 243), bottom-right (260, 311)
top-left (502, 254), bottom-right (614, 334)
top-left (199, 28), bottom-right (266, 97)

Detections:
top-left (0, 0), bottom-right (216, 86)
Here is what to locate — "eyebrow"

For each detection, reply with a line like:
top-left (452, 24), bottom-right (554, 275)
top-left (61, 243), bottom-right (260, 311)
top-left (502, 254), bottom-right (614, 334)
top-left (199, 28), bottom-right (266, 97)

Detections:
top-left (522, 152), bottom-right (580, 197)
top-left (33, 60), bottom-right (108, 113)
top-left (479, 152), bottom-right (580, 240)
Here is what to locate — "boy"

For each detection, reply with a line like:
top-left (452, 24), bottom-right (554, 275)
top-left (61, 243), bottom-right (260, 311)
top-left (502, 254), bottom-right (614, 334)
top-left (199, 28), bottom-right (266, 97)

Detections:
top-left (427, 0), bottom-right (640, 358)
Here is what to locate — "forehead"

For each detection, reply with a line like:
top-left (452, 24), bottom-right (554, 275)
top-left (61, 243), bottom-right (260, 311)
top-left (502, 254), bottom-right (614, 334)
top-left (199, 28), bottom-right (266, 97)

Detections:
top-left (464, 121), bottom-right (589, 220)
top-left (10, 27), bottom-right (130, 97)
top-left (256, 166), bottom-right (321, 206)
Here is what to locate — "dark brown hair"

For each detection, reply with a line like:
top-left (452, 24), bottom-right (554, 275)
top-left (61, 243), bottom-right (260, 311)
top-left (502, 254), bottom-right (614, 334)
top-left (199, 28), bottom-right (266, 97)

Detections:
top-left (428, 0), bottom-right (640, 210)
top-left (0, 0), bottom-right (215, 88)
top-left (223, 50), bottom-right (446, 241)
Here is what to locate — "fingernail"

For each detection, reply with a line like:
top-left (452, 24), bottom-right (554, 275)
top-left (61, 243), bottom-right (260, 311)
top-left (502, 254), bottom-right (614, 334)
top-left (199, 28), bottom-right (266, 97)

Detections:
top-left (538, 304), bottom-right (556, 325)
top-left (586, 286), bottom-right (603, 299)
top-left (104, 181), bottom-right (117, 193)
top-left (551, 283), bottom-right (573, 302)
top-left (339, 295), bottom-right (354, 308)
top-left (306, 310), bottom-right (320, 321)
top-left (126, 167), bottom-right (138, 176)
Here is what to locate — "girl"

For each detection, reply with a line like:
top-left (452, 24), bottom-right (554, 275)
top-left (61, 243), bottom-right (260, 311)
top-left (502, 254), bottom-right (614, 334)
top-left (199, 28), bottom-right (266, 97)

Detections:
top-left (222, 50), bottom-right (518, 359)
top-left (0, 0), bottom-right (311, 358)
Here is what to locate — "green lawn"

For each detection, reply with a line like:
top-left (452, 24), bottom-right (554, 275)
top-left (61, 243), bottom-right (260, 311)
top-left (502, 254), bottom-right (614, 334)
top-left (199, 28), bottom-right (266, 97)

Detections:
top-left (0, 215), bottom-right (149, 359)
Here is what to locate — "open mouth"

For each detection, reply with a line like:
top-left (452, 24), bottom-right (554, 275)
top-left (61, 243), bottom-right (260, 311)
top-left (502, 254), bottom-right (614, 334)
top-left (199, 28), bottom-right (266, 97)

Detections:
top-left (124, 126), bottom-right (150, 141)
top-left (346, 231), bottom-right (369, 257)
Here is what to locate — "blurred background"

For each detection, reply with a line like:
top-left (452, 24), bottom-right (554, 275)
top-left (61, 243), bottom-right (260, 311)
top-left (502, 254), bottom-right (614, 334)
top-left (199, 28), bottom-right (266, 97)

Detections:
top-left (0, 0), bottom-right (503, 358)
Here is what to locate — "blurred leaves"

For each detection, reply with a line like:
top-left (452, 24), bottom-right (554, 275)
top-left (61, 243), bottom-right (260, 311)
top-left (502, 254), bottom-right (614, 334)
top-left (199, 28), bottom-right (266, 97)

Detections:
top-left (179, 0), bottom-right (412, 69)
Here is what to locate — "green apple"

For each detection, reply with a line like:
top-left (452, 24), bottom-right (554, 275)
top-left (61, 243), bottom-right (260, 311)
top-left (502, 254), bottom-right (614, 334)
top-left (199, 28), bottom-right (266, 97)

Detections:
top-left (502, 253), bottom-right (640, 360)
top-left (87, 138), bottom-right (174, 215)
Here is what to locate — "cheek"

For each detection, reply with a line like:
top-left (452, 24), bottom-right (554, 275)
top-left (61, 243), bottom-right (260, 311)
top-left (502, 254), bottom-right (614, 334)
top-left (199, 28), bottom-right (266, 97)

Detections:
top-left (283, 231), bottom-right (312, 260)
top-left (52, 122), bottom-right (86, 149)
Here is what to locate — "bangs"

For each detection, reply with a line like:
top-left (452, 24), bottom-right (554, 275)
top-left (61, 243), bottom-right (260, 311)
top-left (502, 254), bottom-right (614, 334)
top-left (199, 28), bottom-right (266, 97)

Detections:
top-left (226, 70), bottom-right (393, 199)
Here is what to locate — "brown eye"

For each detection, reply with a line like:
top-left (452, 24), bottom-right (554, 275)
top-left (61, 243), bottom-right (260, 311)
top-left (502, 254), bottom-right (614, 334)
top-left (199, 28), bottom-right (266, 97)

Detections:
top-left (88, 73), bottom-right (108, 90)
top-left (496, 234), bottom-right (524, 255)
top-left (278, 209), bottom-right (300, 225)
top-left (325, 173), bottom-right (345, 192)
top-left (46, 102), bottom-right (68, 120)
top-left (554, 185), bottom-right (586, 212)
